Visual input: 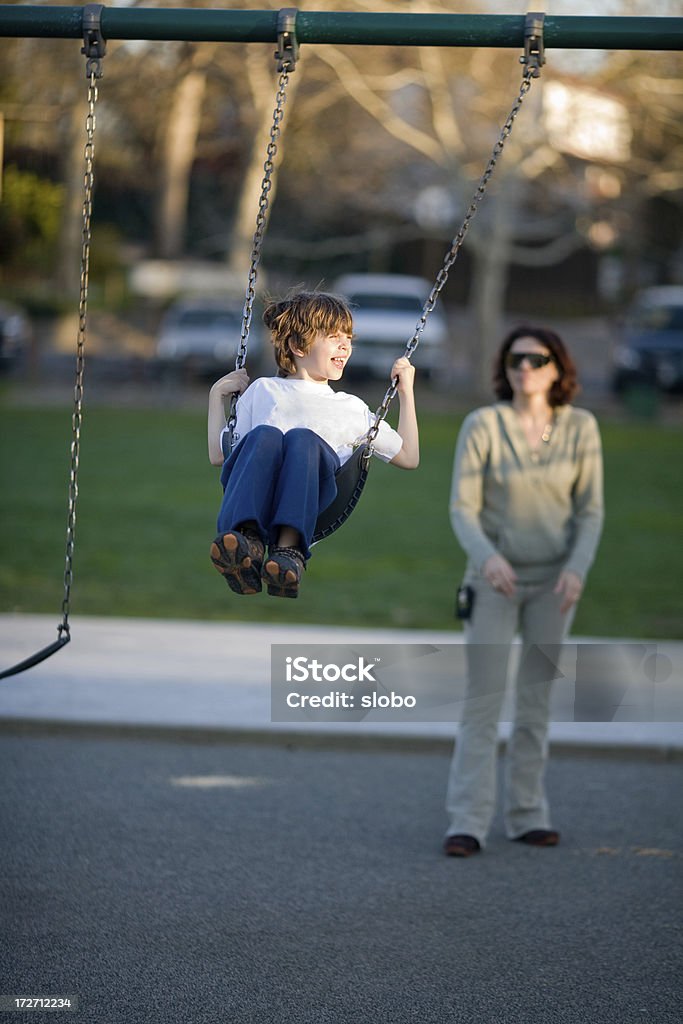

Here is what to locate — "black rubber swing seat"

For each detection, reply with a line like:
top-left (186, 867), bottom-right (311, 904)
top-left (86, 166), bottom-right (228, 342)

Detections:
top-left (311, 444), bottom-right (371, 544)
top-left (0, 631), bottom-right (71, 681)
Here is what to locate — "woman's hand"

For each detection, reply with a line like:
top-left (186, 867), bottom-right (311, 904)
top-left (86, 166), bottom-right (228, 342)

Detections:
top-left (554, 570), bottom-right (583, 613)
top-left (482, 553), bottom-right (517, 598)
top-left (211, 368), bottom-right (250, 398)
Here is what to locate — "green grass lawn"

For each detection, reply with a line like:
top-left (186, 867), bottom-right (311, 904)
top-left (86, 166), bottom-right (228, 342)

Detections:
top-left (1, 401), bottom-right (681, 638)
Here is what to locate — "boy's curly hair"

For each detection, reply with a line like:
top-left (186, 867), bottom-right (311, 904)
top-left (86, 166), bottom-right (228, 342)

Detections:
top-left (263, 291), bottom-right (353, 377)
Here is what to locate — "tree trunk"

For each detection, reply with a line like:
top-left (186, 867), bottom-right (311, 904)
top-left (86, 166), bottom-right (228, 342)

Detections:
top-left (227, 116), bottom-right (274, 277)
top-left (56, 85), bottom-right (89, 298)
top-left (156, 68), bottom-right (207, 259)
top-left (227, 49), bottom-right (300, 276)
top-left (468, 173), bottom-right (520, 398)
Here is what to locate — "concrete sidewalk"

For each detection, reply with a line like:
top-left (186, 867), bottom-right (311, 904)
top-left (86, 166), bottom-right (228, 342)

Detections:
top-left (1, 613), bottom-right (682, 754)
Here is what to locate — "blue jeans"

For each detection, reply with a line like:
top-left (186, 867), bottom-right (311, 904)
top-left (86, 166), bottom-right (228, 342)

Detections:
top-left (217, 425), bottom-right (340, 560)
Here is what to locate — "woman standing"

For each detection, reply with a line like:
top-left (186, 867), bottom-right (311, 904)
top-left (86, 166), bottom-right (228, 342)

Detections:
top-left (444, 326), bottom-right (604, 857)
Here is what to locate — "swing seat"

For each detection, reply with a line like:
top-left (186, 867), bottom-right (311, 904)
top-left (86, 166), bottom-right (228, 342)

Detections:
top-left (222, 431), bottom-right (370, 545)
top-left (0, 630), bottom-right (71, 681)
top-left (312, 444), bottom-right (371, 544)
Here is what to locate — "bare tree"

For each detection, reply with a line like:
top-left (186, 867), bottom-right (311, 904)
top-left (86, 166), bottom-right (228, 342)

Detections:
top-left (226, 43), bottom-right (301, 276)
top-left (156, 44), bottom-right (214, 259)
top-left (285, 0), bottom-right (682, 392)
top-left (303, 13), bottom-right (551, 391)
top-left (2, 0), bottom-right (681, 346)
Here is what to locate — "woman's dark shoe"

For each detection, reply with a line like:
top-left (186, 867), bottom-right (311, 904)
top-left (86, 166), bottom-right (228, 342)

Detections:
top-left (443, 834), bottom-right (481, 858)
top-left (514, 829), bottom-right (560, 847)
top-left (262, 545), bottom-right (306, 598)
top-left (210, 529), bottom-right (264, 595)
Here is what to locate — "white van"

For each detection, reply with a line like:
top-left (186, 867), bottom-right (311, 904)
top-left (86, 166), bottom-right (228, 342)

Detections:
top-left (333, 274), bottom-right (450, 381)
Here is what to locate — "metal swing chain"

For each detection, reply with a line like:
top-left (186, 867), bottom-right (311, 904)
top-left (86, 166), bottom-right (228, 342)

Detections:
top-left (59, 66), bottom-right (101, 643)
top-left (235, 67), bottom-right (292, 373)
top-left (365, 17), bottom-right (545, 452)
top-left (226, 10), bottom-right (298, 445)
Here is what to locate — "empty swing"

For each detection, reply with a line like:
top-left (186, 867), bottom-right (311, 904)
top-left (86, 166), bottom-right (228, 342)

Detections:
top-left (0, 4), bottom-right (106, 681)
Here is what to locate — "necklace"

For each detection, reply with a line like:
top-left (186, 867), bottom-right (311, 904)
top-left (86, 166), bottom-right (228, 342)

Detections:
top-left (529, 416), bottom-right (555, 462)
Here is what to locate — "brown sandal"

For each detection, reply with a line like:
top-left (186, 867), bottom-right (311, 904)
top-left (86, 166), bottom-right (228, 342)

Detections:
top-left (210, 529), bottom-right (264, 595)
top-left (261, 545), bottom-right (306, 599)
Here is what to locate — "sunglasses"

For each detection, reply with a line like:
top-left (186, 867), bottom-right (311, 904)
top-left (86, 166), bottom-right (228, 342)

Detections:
top-left (505, 352), bottom-right (554, 371)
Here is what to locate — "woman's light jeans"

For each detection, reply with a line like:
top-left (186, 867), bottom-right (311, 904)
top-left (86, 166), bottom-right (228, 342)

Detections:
top-left (445, 573), bottom-right (575, 846)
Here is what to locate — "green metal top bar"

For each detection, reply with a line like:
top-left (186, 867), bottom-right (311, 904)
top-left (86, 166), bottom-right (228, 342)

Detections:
top-left (0, 7), bottom-right (682, 50)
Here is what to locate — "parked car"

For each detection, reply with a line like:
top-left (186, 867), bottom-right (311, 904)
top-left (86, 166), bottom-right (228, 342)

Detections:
top-left (611, 286), bottom-right (683, 394)
top-left (156, 297), bottom-right (264, 377)
top-left (332, 273), bottom-right (450, 381)
top-left (0, 300), bottom-right (30, 373)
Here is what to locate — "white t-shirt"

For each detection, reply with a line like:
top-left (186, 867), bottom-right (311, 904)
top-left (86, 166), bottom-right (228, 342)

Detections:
top-left (220, 377), bottom-right (403, 465)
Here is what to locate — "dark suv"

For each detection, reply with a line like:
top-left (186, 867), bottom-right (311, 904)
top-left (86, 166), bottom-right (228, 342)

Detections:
top-left (611, 287), bottom-right (683, 394)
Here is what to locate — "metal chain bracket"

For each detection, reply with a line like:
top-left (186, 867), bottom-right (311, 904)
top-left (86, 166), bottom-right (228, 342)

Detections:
top-left (521, 11), bottom-right (546, 78)
top-left (366, 15), bottom-right (544, 447)
top-left (275, 7), bottom-right (299, 72)
top-left (225, 10), bottom-right (298, 448)
top-left (81, 3), bottom-right (107, 79)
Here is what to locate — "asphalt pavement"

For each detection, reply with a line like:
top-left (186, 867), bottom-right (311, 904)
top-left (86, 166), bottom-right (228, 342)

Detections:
top-left (1, 732), bottom-right (681, 1024)
top-left (1, 613), bottom-right (682, 1023)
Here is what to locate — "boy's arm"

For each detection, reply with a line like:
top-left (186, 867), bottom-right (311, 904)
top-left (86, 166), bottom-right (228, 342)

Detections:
top-left (389, 357), bottom-right (419, 469)
top-left (207, 369), bottom-right (250, 465)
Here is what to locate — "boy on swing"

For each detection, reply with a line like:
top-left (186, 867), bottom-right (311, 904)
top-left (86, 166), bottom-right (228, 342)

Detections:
top-left (207, 290), bottom-right (419, 598)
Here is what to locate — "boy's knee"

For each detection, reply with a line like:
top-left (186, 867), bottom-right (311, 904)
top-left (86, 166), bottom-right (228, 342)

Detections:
top-left (285, 427), bottom-right (319, 443)
top-left (247, 424), bottom-right (284, 451)
top-left (283, 427), bottom-right (321, 454)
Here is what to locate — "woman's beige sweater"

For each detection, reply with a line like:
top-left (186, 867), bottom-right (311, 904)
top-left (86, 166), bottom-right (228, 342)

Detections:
top-left (449, 402), bottom-right (604, 582)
